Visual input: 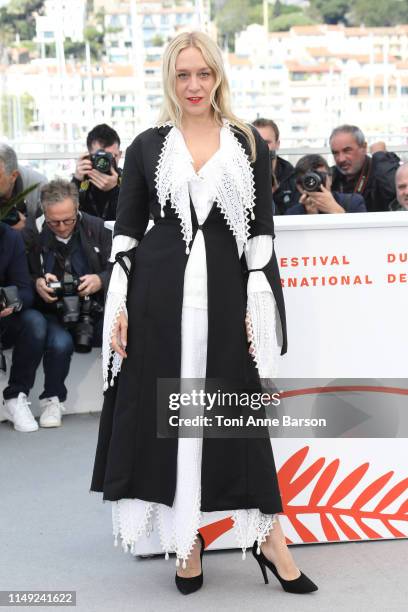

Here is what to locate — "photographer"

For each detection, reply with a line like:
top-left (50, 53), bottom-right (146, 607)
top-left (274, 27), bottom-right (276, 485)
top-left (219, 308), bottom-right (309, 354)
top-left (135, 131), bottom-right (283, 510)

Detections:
top-left (285, 154), bottom-right (367, 215)
top-left (0, 143), bottom-right (47, 230)
top-left (72, 124), bottom-right (122, 221)
top-left (0, 221), bottom-right (47, 432)
top-left (253, 118), bottom-right (296, 214)
top-left (330, 125), bottom-right (400, 212)
top-left (25, 179), bottom-right (112, 427)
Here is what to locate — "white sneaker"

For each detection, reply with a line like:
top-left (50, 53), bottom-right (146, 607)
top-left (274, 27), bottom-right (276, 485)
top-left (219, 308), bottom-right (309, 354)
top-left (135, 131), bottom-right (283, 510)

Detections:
top-left (3, 393), bottom-right (39, 432)
top-left (39, 396), bottom-right (65, 428)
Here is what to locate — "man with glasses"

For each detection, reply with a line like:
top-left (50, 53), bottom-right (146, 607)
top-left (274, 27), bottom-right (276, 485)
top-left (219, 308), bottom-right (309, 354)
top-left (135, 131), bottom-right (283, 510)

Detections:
top-left (11, 179), bottom-right (111, 430)
top-left (285, 154), bottom-right (367, 215)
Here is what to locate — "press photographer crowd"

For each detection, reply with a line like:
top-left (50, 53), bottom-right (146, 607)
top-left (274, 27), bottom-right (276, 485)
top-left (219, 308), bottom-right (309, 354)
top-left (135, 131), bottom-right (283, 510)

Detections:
top-left (0, 121), bottom-right (406, 433)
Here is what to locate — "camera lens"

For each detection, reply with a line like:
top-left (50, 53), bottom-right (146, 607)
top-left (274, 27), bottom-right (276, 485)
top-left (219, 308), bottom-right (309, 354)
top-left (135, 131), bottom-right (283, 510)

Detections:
top-left (302, 171), bottom-right (323, 192)
top-left (95, 157), bottom-right (110, 173)
top-left (304, 175), bottom-right (319, 190)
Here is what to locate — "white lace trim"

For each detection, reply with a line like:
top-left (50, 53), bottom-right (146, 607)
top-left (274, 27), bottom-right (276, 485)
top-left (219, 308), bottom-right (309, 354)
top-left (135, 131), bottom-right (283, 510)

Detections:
top-left (154, 127), bottom-right (198, 254)
top-left (155, 492), bottom-right (202, 568)
top-left (213, 124), bottom-right (255, 245)
top-left (154, 122), bottom-right (256, 254)
top-left (245, 235), bottom-right (282, 379)
top-left (232, 510), bottom-right (278, 559)
top-left (112, 499), bottom-right (154, 554)
top-left (111, 499), bottom-right (277, 563)
top-left (102, 235), bottom-right (137, 390)
top-left (246, 293), bottom-right (280, 380)
top-left (102, 293), bottom-right (127, 391)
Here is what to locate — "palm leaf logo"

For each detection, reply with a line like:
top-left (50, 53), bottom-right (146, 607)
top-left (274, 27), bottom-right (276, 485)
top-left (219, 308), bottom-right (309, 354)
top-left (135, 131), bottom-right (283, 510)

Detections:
top-left (201, 446), bottom-right (408, 546)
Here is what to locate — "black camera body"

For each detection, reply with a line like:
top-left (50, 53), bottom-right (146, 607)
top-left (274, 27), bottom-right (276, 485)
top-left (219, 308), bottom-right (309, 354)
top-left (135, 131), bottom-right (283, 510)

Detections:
top-left (90, 149), bottom-right (114, 175)
top-left (46, 273), bottom-right (102, 352)
top-left (0, 285), bottom-right (23, 313)
top-left (0, 206), bottom-right (21, 227)
top-left (301, 170), bottom-right (327, 192)
top-left (47, 275), bottom-right (81, 300)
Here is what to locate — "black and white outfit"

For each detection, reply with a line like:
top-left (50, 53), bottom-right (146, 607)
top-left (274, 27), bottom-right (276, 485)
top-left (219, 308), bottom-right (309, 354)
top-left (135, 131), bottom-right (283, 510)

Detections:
top-left (90, 120), bottom-right (287, 567)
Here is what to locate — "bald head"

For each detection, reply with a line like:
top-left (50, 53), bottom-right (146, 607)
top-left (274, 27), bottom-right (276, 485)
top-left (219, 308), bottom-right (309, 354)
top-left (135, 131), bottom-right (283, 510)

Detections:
top-left (395, 163), bottom-right (408, 210)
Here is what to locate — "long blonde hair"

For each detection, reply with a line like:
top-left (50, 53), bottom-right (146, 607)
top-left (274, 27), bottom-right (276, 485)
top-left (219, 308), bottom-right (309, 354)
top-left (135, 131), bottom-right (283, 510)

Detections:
top-left (158, 31), bottom-right (256, 161)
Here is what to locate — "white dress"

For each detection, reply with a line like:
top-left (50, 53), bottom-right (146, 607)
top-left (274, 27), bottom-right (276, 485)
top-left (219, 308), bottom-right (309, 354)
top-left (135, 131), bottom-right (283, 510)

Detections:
top-left (103, 124), bottom-right (282, 566)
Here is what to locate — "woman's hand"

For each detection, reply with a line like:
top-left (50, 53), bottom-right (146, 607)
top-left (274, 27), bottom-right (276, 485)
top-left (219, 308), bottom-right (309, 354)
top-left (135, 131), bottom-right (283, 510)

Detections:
top-left (110, 310), bottom-right (128, 359)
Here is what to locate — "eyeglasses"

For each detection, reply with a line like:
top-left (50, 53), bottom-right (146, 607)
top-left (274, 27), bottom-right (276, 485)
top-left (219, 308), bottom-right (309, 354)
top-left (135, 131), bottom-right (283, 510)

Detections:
top-left (45, 217), bottom-right (77, 228)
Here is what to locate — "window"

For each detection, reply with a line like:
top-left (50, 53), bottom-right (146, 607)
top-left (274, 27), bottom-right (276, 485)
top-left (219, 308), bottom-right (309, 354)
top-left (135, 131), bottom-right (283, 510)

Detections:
top-left (350, 87), bottom-right (358, 95)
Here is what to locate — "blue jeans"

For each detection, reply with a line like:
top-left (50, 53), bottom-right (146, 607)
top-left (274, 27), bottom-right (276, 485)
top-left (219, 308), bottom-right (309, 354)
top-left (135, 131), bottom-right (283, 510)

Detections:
top-left (1, 309), bottom-right (74, 402)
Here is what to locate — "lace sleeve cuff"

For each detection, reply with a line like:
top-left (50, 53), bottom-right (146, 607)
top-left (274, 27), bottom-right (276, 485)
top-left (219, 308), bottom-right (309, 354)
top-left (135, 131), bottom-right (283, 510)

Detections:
top-left (245, 235), bottom-right (282, 379)
top-left (102, 235), bottom-right (138, 390)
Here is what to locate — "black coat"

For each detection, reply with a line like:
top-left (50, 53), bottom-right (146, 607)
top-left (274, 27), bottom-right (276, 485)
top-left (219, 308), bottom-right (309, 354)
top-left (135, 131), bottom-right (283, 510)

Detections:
top-left (91, 125), bottom-right (287, 514)
top-left (273, 156), bottom-right (297, 215)
top-left (331, 151), bottom-right (400, 212)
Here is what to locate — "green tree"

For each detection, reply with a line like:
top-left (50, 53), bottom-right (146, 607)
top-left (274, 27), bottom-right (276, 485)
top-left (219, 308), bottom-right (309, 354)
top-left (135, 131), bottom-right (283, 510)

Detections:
top-left (309, 0), bottom-right (350, 24)
top-left (152, 34), bottom-right (165, 47)
top-left (350, 0), bottom-right (408, 26)
top-left (0, 0), bottom-right (45, 47)
top-left (64, 38), bottom-right (86, 60)
top-left (270, 12), bottom-right (317, 32)
top-left (216, 0), bottom-right (262, 49)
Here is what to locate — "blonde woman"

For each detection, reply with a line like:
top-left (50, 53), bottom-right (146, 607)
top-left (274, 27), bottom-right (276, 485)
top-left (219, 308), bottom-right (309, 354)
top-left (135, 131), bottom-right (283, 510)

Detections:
top-left (91, 31), bottom-right (317, 596)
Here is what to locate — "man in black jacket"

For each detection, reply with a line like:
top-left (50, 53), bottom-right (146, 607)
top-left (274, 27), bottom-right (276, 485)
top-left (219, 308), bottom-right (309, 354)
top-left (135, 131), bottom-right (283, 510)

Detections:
top-left (330, 124), bottom-right (400, 212)
top-left (72, 124), bottom-right (122, 221)
top-left (25, 179), bottom-right (111, 428)
top-left (253, 118), bottom-right (296, 215)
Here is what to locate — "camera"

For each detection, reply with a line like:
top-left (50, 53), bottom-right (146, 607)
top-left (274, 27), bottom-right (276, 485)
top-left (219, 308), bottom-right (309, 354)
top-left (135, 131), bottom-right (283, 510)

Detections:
top-left (90, 149), bottom-right (114, 175)
top-left (46, 273), bottom-right (102, 353)
top-left (301, 171), bottom-right (327, 192)
top-left (0, 286), bottom-right (23, 313)
top-left (74, 296), bottom-right (103, 353)
top-left (0, 206), bottom-right (21, 227)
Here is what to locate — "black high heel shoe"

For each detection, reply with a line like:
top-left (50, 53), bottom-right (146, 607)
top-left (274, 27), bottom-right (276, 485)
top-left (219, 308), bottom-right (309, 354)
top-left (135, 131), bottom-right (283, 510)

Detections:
top-left (175, 532), bottom-right (205, 595)
top-left (252, 541), bottom-right (318, 594)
